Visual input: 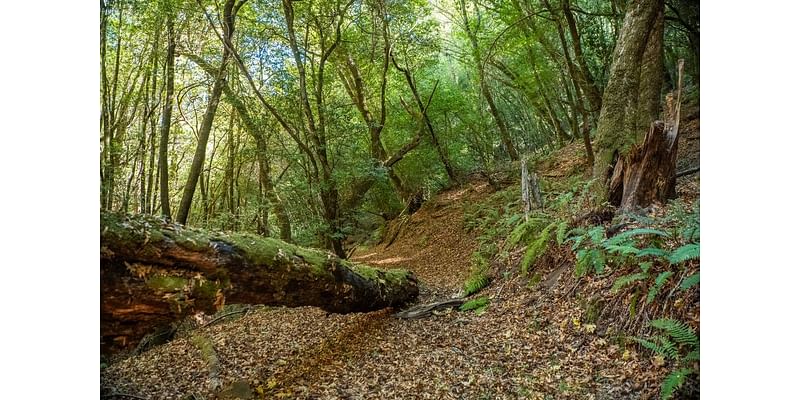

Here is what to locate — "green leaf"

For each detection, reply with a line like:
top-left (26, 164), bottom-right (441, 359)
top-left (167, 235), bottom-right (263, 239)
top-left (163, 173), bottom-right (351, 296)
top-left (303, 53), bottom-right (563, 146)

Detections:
top-left (636, 247), bottom-right (669, 258)
top-left (669, 243), bottom-right (700, 265)
top-left (680, 272), bottom-right (700, 290)
top-left (646, 271), bottom-right (674, 304)
top-left (611, 272), bottom-right (649, 293)
top-left (606, 228), bottom-right (669, 245)
top-left (639, 261), bottom-right (653, 273)
top-left (661, 368), bottom-right (693, 400)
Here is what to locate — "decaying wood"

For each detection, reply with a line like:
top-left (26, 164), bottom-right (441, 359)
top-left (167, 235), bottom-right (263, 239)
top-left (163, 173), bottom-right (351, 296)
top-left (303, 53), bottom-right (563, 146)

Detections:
top-left (676, 166), bottom-right (699, 178)
top-left (609, 60), bottom-right (685, 212)
top-left (101, 211), bottom-right (418, 353)
top-left (521, 159), bottom-right (543, 220)
top-left (394, 299), bottom-right (465, 320)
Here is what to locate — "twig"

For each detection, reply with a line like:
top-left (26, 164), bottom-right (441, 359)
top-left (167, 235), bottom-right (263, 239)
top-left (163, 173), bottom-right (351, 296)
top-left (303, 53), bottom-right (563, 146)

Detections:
top-left (676, 166), bottom-right (699, 178)
top-left (201, 307), bottom-right (251, 329)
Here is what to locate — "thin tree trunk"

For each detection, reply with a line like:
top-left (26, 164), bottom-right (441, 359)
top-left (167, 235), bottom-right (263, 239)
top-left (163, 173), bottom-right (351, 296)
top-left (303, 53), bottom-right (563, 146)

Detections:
top-left (158, 9), bottom-right (175, 221)
top-left (176, 0), bottom-right (238, 225)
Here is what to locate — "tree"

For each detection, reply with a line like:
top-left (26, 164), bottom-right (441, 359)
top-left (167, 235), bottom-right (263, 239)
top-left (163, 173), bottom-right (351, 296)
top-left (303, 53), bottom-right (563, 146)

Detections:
top-left (591, 0), bottom-right (665, 202)
top-left (176, 0), bottom-right (244, 225)
top-left (101, 211), bottom-right (418, 350)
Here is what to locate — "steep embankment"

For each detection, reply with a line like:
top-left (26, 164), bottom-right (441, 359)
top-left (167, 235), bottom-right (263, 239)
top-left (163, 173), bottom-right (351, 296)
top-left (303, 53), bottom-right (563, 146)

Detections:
top-left (102, 115), bottom-right (699, 399)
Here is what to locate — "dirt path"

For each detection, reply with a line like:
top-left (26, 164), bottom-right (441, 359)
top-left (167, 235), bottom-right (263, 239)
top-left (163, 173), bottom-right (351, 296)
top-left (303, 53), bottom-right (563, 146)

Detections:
top-left (102, 181), bottom-right (666, 400)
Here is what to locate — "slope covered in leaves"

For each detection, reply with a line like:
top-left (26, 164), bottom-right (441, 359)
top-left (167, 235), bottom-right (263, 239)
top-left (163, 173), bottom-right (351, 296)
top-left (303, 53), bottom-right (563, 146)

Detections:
top-left (102, 139), bottom-right (699, 399)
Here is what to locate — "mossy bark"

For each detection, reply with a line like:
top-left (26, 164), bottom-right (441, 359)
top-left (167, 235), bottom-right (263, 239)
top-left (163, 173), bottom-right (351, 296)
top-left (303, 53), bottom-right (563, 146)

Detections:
top-left (591, 0), bottom-right (665, 201)
top-left (100, 211), bottom-right (418, 353)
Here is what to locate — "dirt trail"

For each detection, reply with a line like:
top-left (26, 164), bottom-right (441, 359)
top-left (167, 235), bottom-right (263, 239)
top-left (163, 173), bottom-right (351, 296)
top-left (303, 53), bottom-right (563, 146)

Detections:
top-left (102, 180), bottom-right (667, 400)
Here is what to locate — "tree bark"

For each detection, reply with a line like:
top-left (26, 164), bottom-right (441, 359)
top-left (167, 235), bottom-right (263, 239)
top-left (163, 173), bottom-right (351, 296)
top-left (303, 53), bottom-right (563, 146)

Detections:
top-left (176, 0), bottom-right (238, 225)
top-left (158, 9), bottom-right (175, 221)
top-left (101, 211), bottom-right (419, 353)
top-left (591, 0), bottom-right (665, 200)
top-left (608, 60), bottom-right (683, 212)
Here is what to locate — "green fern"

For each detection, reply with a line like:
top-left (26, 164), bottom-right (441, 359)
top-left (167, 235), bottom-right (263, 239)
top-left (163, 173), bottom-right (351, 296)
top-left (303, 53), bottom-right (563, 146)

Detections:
top-left (660, 368), bottom-right (693, 400)
top-left (459, 296), bottom-right (490, 314)
top-left (556, 221), bottom-right (569, 245)
top-left (611, 272), bottom-right (649, 293)
top-left (680, 272), bottom-right (700, 291)
top-left (646, 271), bottom-right (674, 304)
top-left (605, 228), bottom-right (668, 245)
top-left (669, 243), bottom-right (700, 265)
top-left (464, 271), bottom-right (490, 296)
top-left (636, 247), bottom-right (669, 258)
top-left (506, 217), bottom-right (547, 249)
top-left (604, 244), bottom-right (641, 255)
top-left (521, 222), bottom-right (557, 274)
top-left (651, 318), bottom-right (699, 347)
top-left (633, 335), bottom-right (678, 360)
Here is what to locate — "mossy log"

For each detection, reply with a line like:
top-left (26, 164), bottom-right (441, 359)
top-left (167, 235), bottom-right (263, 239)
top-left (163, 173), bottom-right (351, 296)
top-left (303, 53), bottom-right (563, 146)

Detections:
top-left (100, 211), bottom-right (418, 353)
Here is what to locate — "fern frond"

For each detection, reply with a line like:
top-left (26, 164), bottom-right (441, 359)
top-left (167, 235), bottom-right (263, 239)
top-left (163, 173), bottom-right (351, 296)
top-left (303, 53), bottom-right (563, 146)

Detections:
top-left (669, 244), bottom-right (700, 265)
top-left (521, 222), bottom-right (557, 274)
top-left (646, 271), bottom-right (674, 304)
top-left (633, 335), bottom-right (677, 359)
top-left (685, 349), bottom-right (700, 362)
top-left (604, 244), bottom-right (641, 255)
top-left (680, 273), bottom-right (700, 291)
top-left (637, 247), bottom-right (669, 258)
top-left (651, 319), bottom-right (699, 348)
top-left (660, 368), bottom-right (693, 400)
top-left (459, 296), bottom-right (490, 312)
top-left (606, 228), bottom-right (668, 245)
top-left (639, 261), bottom-right (653, 273)
top-left (556, 221), bottom-right (569, 245)
top-left (612, 272), bottom-right (649, 293)
top-left (591, 248), bottom-right (606, 275)
top-left (464, 273), bottom-right (489, 296)
top-left (575, 249), bottom-right (590, 277)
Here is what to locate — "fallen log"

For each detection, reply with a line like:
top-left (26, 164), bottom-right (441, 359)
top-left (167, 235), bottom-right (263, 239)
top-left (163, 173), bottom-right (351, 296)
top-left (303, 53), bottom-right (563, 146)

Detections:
top-left (101, 211), bottom-right (418, 353)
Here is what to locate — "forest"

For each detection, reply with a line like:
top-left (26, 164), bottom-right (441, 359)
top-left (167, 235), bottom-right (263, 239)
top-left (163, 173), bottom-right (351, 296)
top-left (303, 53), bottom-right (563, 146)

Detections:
top-left (99, 0), bottom-right (701, 398)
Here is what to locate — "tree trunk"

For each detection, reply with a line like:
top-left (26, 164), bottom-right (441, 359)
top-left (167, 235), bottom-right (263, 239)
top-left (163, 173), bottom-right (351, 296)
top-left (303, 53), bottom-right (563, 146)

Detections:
top-left (608, 60), bottom-right (684, 212)
top-left (591, 0), bottom-right (665, 200)
top-left (158, 10), bottom-right (175, 221)
top-left (101, 211), bottom-right (419, 354)
top-left (176, 0), bottom-right (237, 225)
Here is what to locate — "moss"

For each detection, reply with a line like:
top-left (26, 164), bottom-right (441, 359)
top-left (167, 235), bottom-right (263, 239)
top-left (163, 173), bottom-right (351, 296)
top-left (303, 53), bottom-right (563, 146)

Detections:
top-left (584, 297), bottom-right (605, 324)
top-left (193, 279), bottom-right (221, 300)
top-left (351, 263), bottom-right (410, 285)
top-left (147, 275), bottom-right (188, 292)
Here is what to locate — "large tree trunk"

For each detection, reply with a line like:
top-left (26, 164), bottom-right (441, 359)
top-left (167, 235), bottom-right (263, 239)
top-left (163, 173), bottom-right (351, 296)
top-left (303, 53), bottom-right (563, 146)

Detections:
top-left (609, 61), bottom-right (684, 212)
top-left (591, 0), bottom-right (665, 200)
top-left (101, 211), bottom-right (419, 354)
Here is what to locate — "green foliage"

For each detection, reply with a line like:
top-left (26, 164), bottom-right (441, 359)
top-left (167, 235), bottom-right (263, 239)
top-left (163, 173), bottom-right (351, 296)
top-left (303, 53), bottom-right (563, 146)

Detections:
top-left (611, 272), bottom-right (649, 293)
top-left (463, 252), bottom-right (491, 296)
top-left (521, 222), bottom-right (558, 274)
top-left (555, 221), bottom-right (569, 245)
top-left (646, 271), bottom-right (674, 304)
top-left (635, 318), bottom-right (699, 400)
top-left (459, 296), bottom-right (490, 314)
top-left (669, 244), bottom-right (700, 265)
top-left (680, 273), bottom-right (700, 291)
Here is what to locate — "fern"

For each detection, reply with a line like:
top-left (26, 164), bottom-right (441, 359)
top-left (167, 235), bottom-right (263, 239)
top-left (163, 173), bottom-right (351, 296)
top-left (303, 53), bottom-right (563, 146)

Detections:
top-left (660, 368), bottom-right (693, 400)
top-left (646, 271), bottom-right (674, 304)
top-left (521, 222), bottom-right (557, 274)
top-left (605, 228), bottom-right (668, 245)
top-left (556, 221), bottom-right (569, 245)
top-left (680, 273), bottom-right (700, 291)
top-left (633, 335), bottom-right (678, 359)
top-left (636, 247), bottom-right (669, 258)
top-left (669, 243), bottom-right (700, 265)
top-left (651, 318), bottom-right (699, 347)
top-left (612, 272), bottom-right (649, 293)
top-left (464, 271), bottom-right (490, 296)
top-left (459, 296), bottom-right (490, 313)
top-left (604, 244), bottom-right (641, 255)
top-left (506, 217), bottom-right (546, 249)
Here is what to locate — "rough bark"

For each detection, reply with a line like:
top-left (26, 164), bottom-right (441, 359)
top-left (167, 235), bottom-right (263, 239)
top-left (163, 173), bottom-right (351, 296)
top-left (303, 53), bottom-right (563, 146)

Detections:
top-left (101, 211), bottom-right (419, 353)
top-left (609, 61), bottom-right (683, 212)
top-left (591, 0), bottom-right (665, 199)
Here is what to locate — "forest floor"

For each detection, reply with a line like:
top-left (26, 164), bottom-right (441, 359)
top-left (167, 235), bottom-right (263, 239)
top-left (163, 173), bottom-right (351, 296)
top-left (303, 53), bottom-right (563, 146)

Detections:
top-left (101, 109), bottom-right (700, 400)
